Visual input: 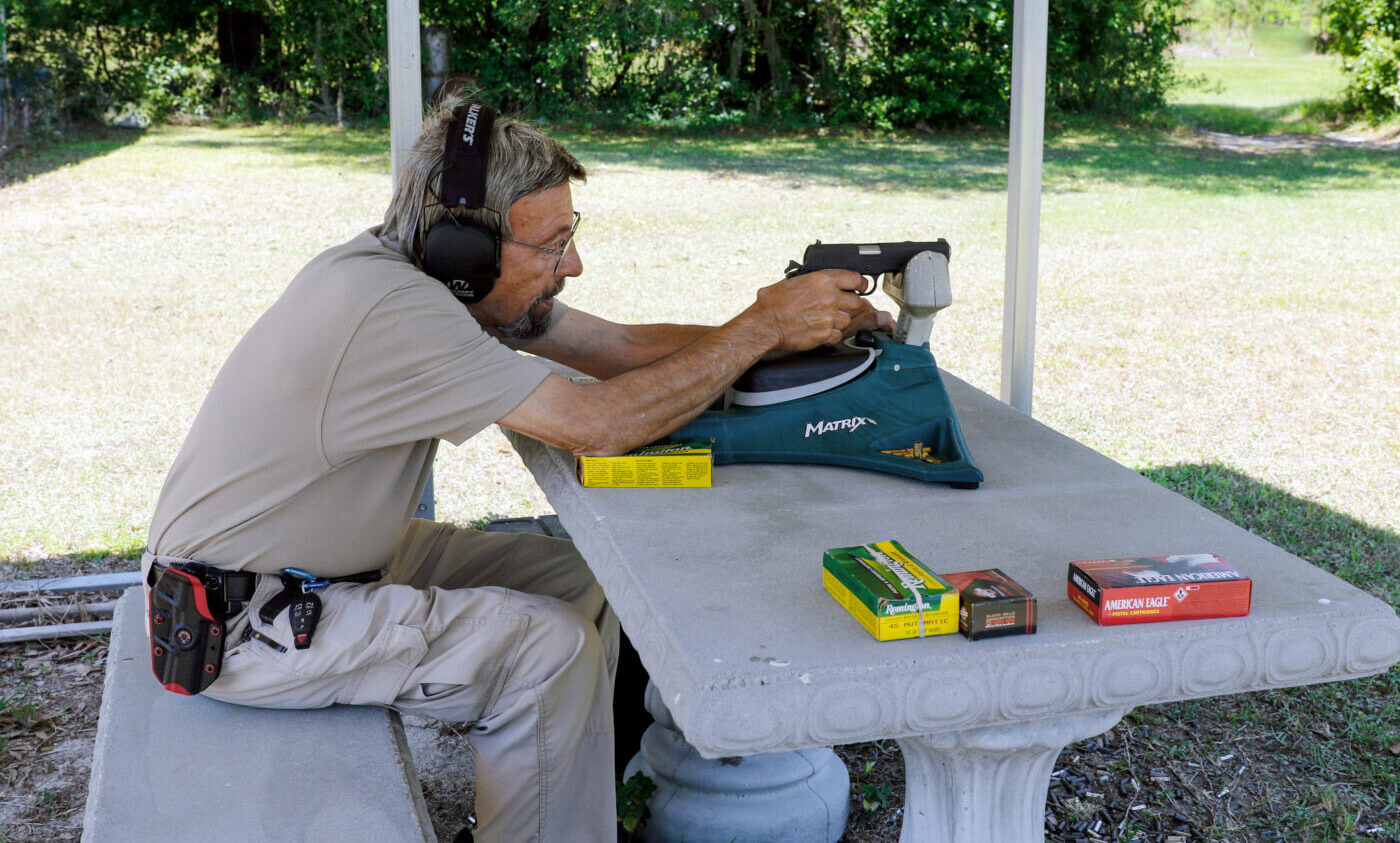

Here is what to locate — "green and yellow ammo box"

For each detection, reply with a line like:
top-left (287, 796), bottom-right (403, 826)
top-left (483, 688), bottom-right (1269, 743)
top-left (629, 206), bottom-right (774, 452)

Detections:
top-left (576, 439), bottom-right (713, 488)
top-left (822, 540), bottom-right (958, 641)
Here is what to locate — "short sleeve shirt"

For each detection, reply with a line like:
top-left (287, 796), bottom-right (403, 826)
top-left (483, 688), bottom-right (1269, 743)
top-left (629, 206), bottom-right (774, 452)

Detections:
top-left (147, 228), bottom-right (554, 575)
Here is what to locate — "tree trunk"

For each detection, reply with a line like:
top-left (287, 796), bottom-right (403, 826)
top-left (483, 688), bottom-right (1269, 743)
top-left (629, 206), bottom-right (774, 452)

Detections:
top-left (741, 0), bottom-right (789, 101)
top-left (315, 17), bottom-right (333, 120)
top-left (728, 18), bottom-right (745, 84)
top-left (216, 9), bottom-right (265, 74)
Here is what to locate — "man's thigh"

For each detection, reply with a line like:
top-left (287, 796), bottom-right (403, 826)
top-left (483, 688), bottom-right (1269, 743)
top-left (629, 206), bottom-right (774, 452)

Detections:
top-left (390, 519), bottom-right (600, 610)
top-left (208, 519), bottom-right (617, 713)
top-left (389, 519), bottom-right (620, 693)
top-left (210, 575), bottom-right (580, 720)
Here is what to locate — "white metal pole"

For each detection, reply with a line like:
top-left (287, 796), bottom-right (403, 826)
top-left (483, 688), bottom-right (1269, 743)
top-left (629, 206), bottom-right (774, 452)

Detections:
top-left (1001, 0), bottom-right (1049, 416)
top-left (387, 0), bottom-right (435, 519)
top-left (387, 0), bottom-right (422, 184)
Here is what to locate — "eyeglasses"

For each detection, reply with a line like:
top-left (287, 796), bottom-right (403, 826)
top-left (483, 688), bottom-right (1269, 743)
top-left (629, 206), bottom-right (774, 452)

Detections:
top-left (500, 211), bottom-right (582, 275)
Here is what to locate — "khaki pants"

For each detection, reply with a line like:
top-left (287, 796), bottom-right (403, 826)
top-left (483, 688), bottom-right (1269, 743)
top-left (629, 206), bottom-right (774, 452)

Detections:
top-left (188, 520), bottom-right (619, 843)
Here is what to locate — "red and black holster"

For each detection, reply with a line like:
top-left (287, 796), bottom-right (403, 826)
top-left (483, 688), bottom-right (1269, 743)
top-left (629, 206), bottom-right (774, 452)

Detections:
top-left (146, 560), bottom-right (257, 696)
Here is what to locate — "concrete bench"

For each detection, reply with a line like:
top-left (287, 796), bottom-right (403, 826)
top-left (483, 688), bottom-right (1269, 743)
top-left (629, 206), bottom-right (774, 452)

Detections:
top-left (83, 589), bottom-right (434, 842)
top-left (505, 372), bottom-right (1400, 843)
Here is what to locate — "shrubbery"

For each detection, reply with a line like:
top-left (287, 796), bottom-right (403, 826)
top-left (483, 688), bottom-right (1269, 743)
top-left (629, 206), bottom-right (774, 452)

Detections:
top-left (2, 0), bottom-right (1188, 142)
top-left (1323, 0), bottom-right (1400, 115)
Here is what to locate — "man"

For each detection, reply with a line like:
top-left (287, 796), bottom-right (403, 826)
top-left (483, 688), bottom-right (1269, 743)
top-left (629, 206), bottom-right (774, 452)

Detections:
top-left (144, 97), bottom-right (889, 842)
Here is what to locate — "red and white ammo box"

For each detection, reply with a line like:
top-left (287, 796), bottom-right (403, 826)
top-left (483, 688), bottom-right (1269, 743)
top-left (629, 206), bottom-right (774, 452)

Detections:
top-left (1068, 554), bottom-right (1252, 625)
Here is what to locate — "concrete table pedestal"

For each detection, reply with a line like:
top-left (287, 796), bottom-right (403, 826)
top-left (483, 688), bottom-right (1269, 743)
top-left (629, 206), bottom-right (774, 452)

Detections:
top-left (627, 671), bottom-right (1127, 843)
top-left (896, 707), bottom-right (1128, 842)
top-left (625, 681), bottom-right (850, 843)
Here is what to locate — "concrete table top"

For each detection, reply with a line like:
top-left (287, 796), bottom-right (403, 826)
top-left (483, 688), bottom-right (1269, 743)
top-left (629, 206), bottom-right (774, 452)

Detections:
top-left (507, 374), bottom-right (1400, 760)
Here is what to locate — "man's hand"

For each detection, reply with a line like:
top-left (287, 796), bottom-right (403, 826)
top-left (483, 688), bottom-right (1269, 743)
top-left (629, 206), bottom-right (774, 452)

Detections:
top-left (746, 270), bottom-right (893, 352)
top-left (843, 294), bottom-right (897, 339)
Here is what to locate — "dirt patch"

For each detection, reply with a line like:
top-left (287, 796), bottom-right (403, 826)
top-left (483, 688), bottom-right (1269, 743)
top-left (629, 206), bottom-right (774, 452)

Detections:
top-left (401, 716), bottom-right (478, 840)
top-left (1193, 128), bottom-right (1400, 153)
top-left (0, 635), bottom-right (108, 842)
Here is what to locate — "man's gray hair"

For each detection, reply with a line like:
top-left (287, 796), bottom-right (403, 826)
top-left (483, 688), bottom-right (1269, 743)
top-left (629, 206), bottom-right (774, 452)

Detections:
top-left (381, 95), bottom-right (586, 263)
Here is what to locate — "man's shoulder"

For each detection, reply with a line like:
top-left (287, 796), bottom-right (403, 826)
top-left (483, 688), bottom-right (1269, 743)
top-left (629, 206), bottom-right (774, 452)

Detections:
top-left (284, 228), bottom-right (461, 320)
top-left (300, 228), bottom-right (417, 287)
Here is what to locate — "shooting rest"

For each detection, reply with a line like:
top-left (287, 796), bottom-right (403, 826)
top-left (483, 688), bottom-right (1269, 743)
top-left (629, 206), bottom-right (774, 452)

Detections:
top-left (676, 245), bottom-right (984, 486)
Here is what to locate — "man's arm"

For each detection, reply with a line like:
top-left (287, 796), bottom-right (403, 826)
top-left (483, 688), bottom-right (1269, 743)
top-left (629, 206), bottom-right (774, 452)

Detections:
top-left (524, 309), bottom-right (712, 379)
top-left (525, 282), bottom-right (894, 380)
top-left (498, 270), bottom-right (883, 456)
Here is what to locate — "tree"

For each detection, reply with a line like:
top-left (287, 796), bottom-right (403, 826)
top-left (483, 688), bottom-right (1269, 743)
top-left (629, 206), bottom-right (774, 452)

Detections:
top-left (1323, 0), bottom-right (1400, 115)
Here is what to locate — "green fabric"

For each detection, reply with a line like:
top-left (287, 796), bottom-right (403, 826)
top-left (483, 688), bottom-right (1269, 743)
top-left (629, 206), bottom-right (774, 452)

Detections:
top-left (676, 334), bottom-right (983, 486)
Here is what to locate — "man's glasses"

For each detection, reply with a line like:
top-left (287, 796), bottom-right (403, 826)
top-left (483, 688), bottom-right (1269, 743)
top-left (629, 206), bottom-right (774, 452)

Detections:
top-left (500, 211), bottom-right (582, 275)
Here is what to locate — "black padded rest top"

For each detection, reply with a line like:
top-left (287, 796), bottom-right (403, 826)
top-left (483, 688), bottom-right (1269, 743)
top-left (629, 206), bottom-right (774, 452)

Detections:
top-left (734, 344), bottom-right (872, 395)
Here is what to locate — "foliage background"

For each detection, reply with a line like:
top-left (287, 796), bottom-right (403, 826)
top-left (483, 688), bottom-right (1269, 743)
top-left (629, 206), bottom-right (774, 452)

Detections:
top-left (1, 0), bottom-right (1192, 146)
top-left (10, 0), bottom-right (1396, 157)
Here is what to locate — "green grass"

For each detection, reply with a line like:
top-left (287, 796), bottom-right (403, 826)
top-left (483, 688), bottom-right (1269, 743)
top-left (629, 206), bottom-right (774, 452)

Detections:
top-left (1, 121), bottom-right (1397, 561)
top-left (1169, 25), bottom-right (1351, 135)
top-left (1138, 464), bottom-right (1400, 838)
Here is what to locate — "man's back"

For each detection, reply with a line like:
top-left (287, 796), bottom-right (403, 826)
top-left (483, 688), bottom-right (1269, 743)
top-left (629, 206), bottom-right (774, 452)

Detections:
top-left (148, 228), bottom-right (549, 575)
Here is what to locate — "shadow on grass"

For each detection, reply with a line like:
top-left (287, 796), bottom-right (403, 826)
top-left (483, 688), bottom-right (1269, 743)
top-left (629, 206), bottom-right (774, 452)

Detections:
top-left (0, 123), bottom-right (144, 188)
top-left (1169, 100), bottom-right (1346, 136)
top-left (141, 124), bottom-right (392, 174)
top-left (1141, 462), bottom-right (1399, 608)
top-left (0, 546), bottom-right (142, 581)
top-left (566, 125), bottom-right (1399, 197)
top-left (1130, 462), bottom-right (1399, 839)
top-left (135, 121), bottom-right (1400, 198)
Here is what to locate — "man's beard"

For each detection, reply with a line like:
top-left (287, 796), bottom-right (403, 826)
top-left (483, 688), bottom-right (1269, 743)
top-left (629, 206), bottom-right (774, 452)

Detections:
top-left (498, 280), bottom-right (564, 340)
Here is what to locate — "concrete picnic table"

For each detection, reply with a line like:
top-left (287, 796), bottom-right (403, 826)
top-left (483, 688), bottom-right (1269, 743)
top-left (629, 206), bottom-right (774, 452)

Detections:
top-left (505, 373), bottom-right (1400, 842)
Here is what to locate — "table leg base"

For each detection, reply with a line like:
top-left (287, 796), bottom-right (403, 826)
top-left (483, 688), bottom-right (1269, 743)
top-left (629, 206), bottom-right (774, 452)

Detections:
top-left (896, 707), bottom-right (1131, 843)
top-left (624, 683), bottom-right (850, 842)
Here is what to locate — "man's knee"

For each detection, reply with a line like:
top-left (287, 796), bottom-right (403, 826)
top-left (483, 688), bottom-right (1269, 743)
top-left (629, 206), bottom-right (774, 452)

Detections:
top-left (506, 594), bottom-right (609, 688)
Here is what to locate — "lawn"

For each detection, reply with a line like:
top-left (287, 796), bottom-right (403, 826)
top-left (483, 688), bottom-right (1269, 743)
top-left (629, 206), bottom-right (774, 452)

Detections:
top-left (1169, 24), bottom-right (1350, 134)
top-left (1, 65), bottom-right (1398, 838)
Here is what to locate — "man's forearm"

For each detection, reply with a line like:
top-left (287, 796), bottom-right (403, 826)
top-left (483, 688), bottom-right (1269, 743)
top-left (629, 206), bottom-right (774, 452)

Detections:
top-left (528, 309), bottom-right (712, 379)
top-left (501, 309), bottom-right (776, 455)
top-left (499, 268), bottom-right (874, 456)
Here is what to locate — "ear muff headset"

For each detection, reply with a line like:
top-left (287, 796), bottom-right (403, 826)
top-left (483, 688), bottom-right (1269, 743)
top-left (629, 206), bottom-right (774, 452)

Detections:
top-left (421, 103), bottom-right (500, 304)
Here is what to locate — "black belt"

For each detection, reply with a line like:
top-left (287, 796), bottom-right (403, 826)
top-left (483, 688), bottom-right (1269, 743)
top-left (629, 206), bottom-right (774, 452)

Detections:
top-left (146, 559), bottom-right (258, 620)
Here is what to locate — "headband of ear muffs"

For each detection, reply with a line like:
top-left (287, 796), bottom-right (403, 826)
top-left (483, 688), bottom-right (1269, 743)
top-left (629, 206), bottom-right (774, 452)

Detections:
top-left (421, 103), bottom-right (500, 304)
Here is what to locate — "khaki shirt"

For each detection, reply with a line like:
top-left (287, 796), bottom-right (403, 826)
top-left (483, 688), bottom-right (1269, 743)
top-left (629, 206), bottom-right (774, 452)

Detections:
top-left (148, 228), bottom-right (553, 575)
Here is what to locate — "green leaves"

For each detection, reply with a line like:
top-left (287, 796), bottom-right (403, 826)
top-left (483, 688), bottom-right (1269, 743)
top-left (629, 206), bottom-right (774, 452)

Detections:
top-left (5, 0), bottom-right (1197, 131)
top-left (1325, 0), bottom-right (1400, 115)
top-left (616, 770), bottom-right (658, 835)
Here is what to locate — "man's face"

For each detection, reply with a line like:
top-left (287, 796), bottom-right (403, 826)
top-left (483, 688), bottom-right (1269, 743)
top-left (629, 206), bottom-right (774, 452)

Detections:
top-left (466, 182), bottom-right (582, 340)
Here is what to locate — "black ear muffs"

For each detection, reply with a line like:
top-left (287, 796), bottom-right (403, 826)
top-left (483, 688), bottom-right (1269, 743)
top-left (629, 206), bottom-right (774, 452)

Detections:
top-left (422, 221), bottom-right (498, 302)
top-left (421, 103), bottom-right (499, 304)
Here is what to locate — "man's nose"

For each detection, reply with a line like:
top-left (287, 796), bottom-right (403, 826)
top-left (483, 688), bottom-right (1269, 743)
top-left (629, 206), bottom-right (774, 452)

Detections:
top-left (559, 240), bottom-right (583, 277)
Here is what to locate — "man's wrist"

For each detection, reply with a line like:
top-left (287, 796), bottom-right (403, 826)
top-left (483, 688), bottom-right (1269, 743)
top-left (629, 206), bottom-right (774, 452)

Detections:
top-left (729, 302), bottom-right (784, 356)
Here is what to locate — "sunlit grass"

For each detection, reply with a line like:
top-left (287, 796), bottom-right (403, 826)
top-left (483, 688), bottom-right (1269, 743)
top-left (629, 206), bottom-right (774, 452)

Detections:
top-left (1169, 24), bottom-right (1350, 134)
top-left (1, 119), bottom-right (1397, 560)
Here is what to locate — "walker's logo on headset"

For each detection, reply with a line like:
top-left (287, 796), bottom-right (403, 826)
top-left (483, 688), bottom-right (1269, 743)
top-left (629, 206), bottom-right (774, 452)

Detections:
top-left (459, 103), bottom-right (487, 149)
top-left (803, 415), bottom-right (878, 437)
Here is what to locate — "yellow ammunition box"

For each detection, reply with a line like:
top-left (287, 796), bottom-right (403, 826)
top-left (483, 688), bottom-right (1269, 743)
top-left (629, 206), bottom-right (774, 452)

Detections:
top-left (822, 540), bottom-right (958, 641)
top-left (576, 440), bottom-right (713, 488)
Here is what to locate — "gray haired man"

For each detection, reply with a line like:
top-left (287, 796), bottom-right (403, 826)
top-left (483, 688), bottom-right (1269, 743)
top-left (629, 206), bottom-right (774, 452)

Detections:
top-left (145, 97), bottom-right (889, 842)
